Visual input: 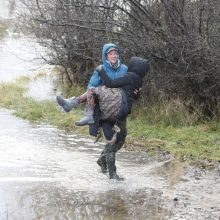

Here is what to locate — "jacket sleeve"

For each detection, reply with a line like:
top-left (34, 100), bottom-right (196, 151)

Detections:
top-left (87, 70), bottom-right (102, 88)
top-left (99, 71), bottom-right (130, 88)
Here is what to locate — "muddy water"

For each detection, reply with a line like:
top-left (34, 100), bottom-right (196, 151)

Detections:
top-left (1, 110), bottom-right (219, 220)
top-left (0, 110), bottom-right (172, 220)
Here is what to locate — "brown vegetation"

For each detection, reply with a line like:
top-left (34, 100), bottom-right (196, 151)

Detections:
top-left (18, 0), bottom-right (220, 119)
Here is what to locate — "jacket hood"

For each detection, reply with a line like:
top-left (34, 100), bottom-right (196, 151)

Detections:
top-left (102, 43), bottom-right (122, 71)
top-left (127, 57), bottom-right (150, 78)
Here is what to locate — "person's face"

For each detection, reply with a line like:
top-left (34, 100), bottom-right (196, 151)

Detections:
top-left (106, 50), bottom-right (118, 64)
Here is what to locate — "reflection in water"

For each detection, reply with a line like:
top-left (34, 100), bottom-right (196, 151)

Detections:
top-left (0, 110), bottom-right (171, 220)
top-left (16, 187), bottom-right (169, 220)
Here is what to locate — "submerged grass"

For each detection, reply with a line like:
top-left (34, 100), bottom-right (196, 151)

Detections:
top-left (0, 76), bottom-right (219, 166)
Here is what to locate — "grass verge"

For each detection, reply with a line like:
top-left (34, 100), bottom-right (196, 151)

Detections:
top-left (0, 20), bottom-right (9, 40)
top-left (0, 76), bottom-right (219, 167)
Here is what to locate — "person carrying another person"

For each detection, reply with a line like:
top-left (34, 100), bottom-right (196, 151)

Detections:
top-left (57, 43), bottom-right (150, 181)
top-left (57, 43), bottom-right (129, 181)
top-left (75, 56), bottom-right (150, 130)
top-left (56, 43), bottom-right (127, 121)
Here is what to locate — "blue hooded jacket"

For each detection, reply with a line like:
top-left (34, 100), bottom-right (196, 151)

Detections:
top-left (87, 43), bottom-right (128, 88)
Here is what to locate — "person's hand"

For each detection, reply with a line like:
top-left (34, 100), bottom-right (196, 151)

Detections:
top-left (134, 88), bottom-right (142, 99)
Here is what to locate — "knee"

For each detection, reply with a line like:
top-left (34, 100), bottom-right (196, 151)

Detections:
top-left (117, 127), bottom-right (127, 143)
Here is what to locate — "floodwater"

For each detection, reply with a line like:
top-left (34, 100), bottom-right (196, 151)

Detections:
top-left (1, 108), bottom-right (220, 220)
top-left (1, 2), bottom-right (220, 219)
top-left (0, 110), bottom-right (172, 220)
top-left (0, 35), bottom-right (46, 83)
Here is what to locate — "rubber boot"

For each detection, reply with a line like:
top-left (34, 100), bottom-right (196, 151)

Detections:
top-left (75, 107), bottom-right (94, 126)
top-left (97, 152), bottom-right (107, 173)
top-left (105, 152), bottom-right (124, 181)
top-left (56, 96), bottom-right (79, 112)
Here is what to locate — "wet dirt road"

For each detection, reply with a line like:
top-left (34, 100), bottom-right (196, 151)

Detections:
top-left (0, 109), bottom-right (172, 220)
top-left (0, 109), bottom-right (220, 220)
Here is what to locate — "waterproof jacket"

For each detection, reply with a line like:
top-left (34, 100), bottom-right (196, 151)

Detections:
top-left (99, 57), bottom-right (150, 114)
top-left (87, 43), bottom-right (128, 88)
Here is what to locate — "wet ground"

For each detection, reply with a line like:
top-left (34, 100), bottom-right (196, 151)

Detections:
top-left (0, 109), bottom-right (171, 220)
top-left (0, 109), bottom-right (220, 220)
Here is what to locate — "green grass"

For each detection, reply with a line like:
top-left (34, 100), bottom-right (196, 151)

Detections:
top-left (0, 77), bottom-right (88, 134)
top-left (0, 76), bottom-right (219, 166)
top-left (0, 20), bottom-right (9, 40)
top-left (127, 118), bottom-right (220, 162)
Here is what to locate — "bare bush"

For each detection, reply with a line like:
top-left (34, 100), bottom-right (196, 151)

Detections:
top-left (18, 0), bottom-right (220, 118)
top-left (117, 0), bottom-right (220, 117)
top-left (18, 0), bottom-right (121, 85)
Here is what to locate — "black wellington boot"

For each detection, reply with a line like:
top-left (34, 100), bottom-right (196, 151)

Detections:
top-left (106, 152), bottom-right (124, 181)
top-left (97, 152), bottom-right (107, 173)
top-left (97, 157), bottom-right (107, 173)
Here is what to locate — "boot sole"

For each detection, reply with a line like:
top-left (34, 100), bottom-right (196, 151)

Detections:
top-left (75, 121), bottom-right (94, 126)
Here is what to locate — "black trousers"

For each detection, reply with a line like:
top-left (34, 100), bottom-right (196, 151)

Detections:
top-left (100, 118), bottom-right (127, 153)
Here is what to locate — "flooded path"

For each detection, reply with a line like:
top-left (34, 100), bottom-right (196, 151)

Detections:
top-left (0, 35), bottom-right (45, 83)
top-left (0, 110), bottom-right (171, 219)
top-left (0, 109), bottom-right (220, 220)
